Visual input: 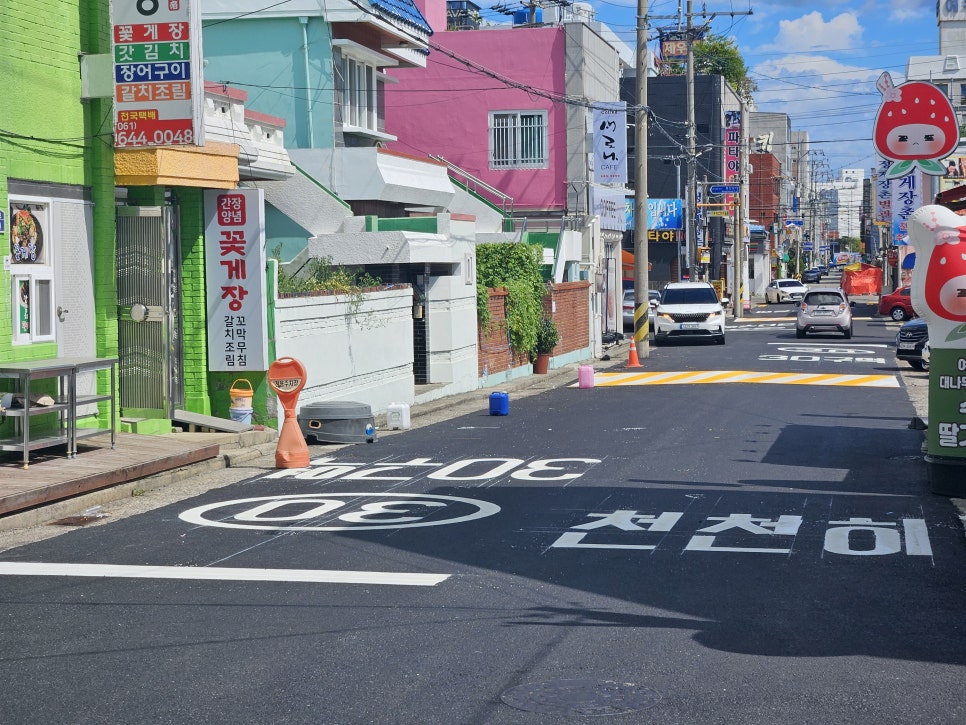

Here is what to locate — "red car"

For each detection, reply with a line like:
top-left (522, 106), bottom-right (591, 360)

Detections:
top-left (878, 285), bottom-right (916, 321)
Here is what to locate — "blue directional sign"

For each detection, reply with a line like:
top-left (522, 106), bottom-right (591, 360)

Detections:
top-left (709, 184), bottom-right (740, 195)
top-left (785, 219), bottom-right (805, 227)
top-left (802, 242), bottom-right (813, 251)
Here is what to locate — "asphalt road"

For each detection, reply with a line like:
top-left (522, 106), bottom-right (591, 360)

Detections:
top-left (1, 299), bottom-right (963, 724)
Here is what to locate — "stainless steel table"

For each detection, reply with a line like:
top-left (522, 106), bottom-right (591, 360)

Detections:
top-left (0, 357), bottom-right (117, 469)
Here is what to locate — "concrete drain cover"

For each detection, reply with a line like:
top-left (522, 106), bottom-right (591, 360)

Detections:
top-left (501, 679), bottom-right (660, 717)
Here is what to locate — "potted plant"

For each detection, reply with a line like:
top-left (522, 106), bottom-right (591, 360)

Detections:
top-left (532, 317), bottom-right (559, 374)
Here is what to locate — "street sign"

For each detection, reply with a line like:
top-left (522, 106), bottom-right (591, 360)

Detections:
top-left (785, 219), bottom-right (804, 227)
top-left (709, 184), bottom-right (740, 195)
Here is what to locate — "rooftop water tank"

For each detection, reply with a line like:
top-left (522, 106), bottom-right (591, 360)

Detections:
top-left (512, 8), bottom-right (542, 24)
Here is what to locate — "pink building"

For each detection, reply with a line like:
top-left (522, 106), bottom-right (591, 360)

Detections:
top-left (386, 1), bottom-right (628, 219)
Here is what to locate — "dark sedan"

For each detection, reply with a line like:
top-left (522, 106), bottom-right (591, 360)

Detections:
top-left (801, 268), bottom-right (822, 284)
top-left (895, 317), bottom-right (929, 370)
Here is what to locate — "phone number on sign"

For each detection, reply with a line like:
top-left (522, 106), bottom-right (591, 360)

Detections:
top-left (115, 121), bottom-right (194, 147)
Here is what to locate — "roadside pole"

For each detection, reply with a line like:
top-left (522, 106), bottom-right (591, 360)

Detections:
top-left (735, 100), bottom-right (748, 318)
top-left (633, 0), bottom-right (650, 360)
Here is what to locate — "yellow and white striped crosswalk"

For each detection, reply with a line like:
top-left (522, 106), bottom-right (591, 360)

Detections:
top-left (582, 370), bottom-right (900, 388)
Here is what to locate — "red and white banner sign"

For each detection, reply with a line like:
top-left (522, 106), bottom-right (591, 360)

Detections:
top-left (204, 189), bottom-right (268, 371)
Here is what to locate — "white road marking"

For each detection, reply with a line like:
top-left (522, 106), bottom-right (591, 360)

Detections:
top-left (767, 342), bottom-right (890, 349)
top-left (0, 562), bottom-right (450, 586)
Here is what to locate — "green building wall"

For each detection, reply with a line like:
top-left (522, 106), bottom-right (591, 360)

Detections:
top-left (1, 0), bottom-right (117, 428)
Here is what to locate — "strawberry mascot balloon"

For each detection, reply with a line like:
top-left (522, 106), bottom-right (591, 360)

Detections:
top-left (907, 204), bottom-right (966, 488)
top-left (873, 72), bottom-right (960, 179)
top-left (908, 204), bottom-right (966, 339)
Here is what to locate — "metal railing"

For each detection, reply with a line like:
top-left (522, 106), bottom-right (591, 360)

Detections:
top-left (429, 154), bottom-right (513, 215)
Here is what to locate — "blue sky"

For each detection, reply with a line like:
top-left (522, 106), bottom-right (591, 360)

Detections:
top-left (476, 0), bottom-right (941, 180)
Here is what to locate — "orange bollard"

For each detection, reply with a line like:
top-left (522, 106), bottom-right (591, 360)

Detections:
top-left (626, 339), bottom-right (642, 368)
top-left (267, 357), bottom-right (310, 468)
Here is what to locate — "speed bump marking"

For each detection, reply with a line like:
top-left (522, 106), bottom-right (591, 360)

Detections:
top-left (582, 371), bottom-right (900, 388)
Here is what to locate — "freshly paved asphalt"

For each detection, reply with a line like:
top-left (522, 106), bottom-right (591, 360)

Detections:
top-left (0, 297), bottom-right (963, 724)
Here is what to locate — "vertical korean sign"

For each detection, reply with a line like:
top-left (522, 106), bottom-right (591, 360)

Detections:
top-left (892, 169), bottom-right (922, 286)
top-left (874, 155), bottom-right (892, 258)
top-left (111, 0), bottom-right (205, 148)
top-left (724, 110), bottom-right (742, 210)
top-left (204, 190), bottom-right (269, 371)
top-left (592, 103), bottom-right (627, 184)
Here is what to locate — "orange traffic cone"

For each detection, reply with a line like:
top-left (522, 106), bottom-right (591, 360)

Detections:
top-left (626, 339), bottom-right (642, 368)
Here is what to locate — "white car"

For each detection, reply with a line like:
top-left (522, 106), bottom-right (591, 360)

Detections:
top-left (765, 278), bottom-right (808, 304)
top-left (653, 282), bottom-right (728, 345)
top-left (623, 288), bottom-right (660, 331)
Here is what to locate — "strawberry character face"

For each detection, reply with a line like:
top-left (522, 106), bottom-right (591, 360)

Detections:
top-left (883, 123), bottom-right (949, 159)
top-left (909, 205), bottom-right (966, 343)
top-left (873, 72), bottom-right (960, 178)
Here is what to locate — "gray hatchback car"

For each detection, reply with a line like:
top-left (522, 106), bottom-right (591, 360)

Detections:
top-left (796, 287), bottom-right (854, 339)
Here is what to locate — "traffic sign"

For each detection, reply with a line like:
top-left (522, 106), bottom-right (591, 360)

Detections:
top-left (709, 184), bottom-right (740, 195)
top-left (785, 219), bottom-right (804, 227)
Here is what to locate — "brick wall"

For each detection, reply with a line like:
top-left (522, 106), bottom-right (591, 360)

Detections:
top-left (478, 281), bottom-right (591, 376)
top-left (478, 288), bottom-right (530, 377)
top-left (544, 281), bottom-right (590, 355)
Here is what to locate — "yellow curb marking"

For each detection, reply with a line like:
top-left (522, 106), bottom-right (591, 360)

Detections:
top-left (585, 370), bottom-right (900, 388)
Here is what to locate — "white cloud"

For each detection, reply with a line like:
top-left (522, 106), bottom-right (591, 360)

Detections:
top-left (751, 53), bottom-right (884, 174)
top-left (882, 0), bottom-right (933, 22)
top-left (760, 11), bottom-right (863, 53)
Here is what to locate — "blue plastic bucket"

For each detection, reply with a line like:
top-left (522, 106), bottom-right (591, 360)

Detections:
top-left (229, 407), bottom-right (253, 424)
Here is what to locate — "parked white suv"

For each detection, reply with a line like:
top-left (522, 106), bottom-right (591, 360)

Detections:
top-left (653, 282), bottom-right (728, 345)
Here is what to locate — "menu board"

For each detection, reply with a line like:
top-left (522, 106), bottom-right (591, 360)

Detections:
top-left (111, 0), bottom-right (204, 148)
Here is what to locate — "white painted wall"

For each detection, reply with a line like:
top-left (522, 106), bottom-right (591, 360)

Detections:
top-left (274, 287), bottom-right (414, 424)
top-left (272, 274), bottom-right (481, 423)
top-left (424, 270), bottom-right (479, 397)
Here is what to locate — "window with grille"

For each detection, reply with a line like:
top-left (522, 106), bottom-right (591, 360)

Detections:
top-left (489, 111), bottom-right (548, 169)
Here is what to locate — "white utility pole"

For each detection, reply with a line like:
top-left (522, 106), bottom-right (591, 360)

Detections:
top-left (633, 0), bottom-right (650, 359)
top-left (685, 0), bottom-right (697, 281)
top-left (734, 102), bottom-right (746, 318)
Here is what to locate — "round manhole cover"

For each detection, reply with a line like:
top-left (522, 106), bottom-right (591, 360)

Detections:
top-left (501, 679), bottom-right (660, 717)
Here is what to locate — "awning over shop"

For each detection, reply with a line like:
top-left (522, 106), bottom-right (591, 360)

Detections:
top-left (621, 249), bottom-right (652, 277)
top-left (115, 140), bottom-right (240, 189)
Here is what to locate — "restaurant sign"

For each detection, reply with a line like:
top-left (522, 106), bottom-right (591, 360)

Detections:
top-left (204, 189), bottom-right (268, 371)
top-left (111, 0), bottom-right (205, 148)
